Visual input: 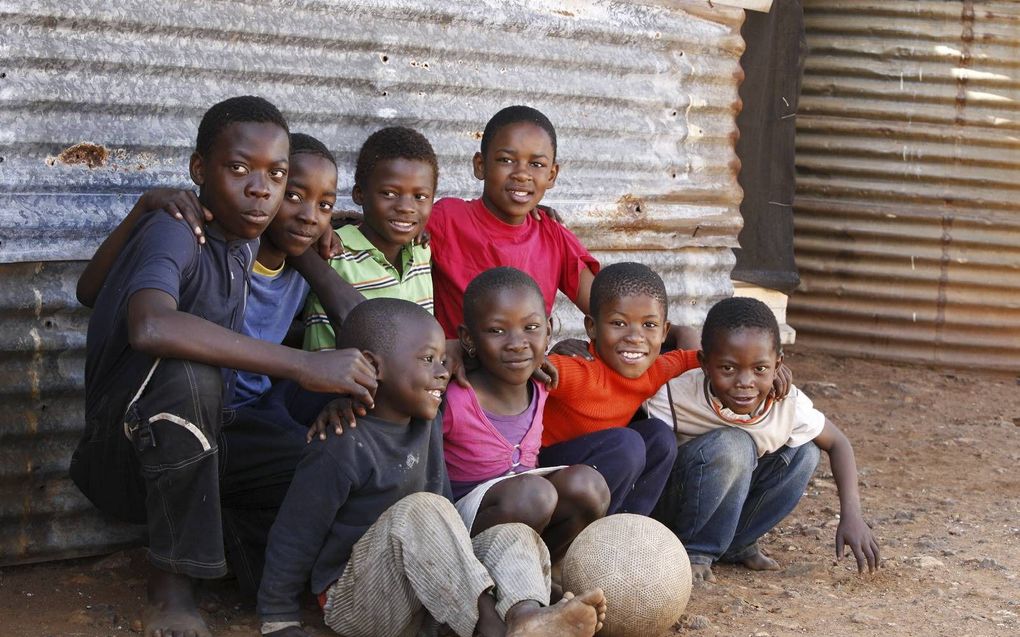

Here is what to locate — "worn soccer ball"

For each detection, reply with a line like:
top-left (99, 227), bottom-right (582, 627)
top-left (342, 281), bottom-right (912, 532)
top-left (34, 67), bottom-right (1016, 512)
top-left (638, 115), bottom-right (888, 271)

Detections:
top-left (561, 514), bottom-right (692, 637)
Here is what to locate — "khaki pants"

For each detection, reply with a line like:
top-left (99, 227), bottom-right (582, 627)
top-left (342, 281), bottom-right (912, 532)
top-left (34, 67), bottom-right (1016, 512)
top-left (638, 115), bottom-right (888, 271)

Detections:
top-left (324, 492), bottom-right (551, 637)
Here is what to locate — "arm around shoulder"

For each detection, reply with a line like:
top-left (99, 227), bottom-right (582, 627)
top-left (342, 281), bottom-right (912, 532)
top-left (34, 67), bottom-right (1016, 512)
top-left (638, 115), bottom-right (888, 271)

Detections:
top-left (290, 248), bottom-right (365, 332)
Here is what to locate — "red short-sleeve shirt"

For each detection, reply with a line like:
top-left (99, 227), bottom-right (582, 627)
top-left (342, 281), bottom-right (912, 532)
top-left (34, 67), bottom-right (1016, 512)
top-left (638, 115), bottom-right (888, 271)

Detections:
top-left (427, 197), bottom-right (599, 337)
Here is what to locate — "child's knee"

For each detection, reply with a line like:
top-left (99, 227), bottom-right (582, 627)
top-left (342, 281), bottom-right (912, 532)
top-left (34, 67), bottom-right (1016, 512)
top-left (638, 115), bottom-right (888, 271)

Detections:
top-left (553, 465), bottom-right (611, 517)
top-left (500, 474), bottom-right (558, 529)
top-left (788, 441), bottom-right (821, 477)
top-left (697, 428), bottom-right (757, 480)
top-left (394, 491), bottom-right (458, 523)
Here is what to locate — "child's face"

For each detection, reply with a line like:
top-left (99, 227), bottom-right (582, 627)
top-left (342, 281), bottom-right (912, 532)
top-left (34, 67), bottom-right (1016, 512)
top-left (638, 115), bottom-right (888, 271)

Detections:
top-left (584, 294), bottom-right (669, 379)
top-left (190, 121), bottom-right (290, 241)
top-left (373, 319), bottom-right (450, 424)
top-left (354, 158), bottom-right (435, 250)
top-left (473, 122), bottom-right (559, 225)
top-left (700, 328), bottom-right (782, 415)
top-left (263, 153), bottom-right (337, 256)
top-left (461, 287), bottom-right (550, 387)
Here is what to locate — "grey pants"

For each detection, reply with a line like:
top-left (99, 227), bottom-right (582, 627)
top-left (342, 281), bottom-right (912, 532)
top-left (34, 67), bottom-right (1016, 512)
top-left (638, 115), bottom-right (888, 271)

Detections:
top-left (325, 492), bottom-right (551, 637)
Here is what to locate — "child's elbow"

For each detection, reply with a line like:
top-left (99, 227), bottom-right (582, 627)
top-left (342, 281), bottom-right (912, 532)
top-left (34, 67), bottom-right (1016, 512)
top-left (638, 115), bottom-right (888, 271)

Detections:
top-left (127, 312), bottom-right (167, 355)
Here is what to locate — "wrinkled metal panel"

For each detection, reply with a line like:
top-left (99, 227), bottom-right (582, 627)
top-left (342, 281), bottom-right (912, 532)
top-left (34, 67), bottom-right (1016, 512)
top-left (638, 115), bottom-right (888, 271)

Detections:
top-left (0, 1), bottom-right (746, 563)
top-left (788, 0), bottom-right (1020, 372)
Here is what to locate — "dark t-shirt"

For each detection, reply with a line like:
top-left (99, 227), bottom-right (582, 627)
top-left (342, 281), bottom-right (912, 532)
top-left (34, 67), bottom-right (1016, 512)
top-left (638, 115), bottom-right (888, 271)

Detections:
top-left (84, 213), bottom-right (257, 417)
top-left (258, 413), bottom-right (452, 623)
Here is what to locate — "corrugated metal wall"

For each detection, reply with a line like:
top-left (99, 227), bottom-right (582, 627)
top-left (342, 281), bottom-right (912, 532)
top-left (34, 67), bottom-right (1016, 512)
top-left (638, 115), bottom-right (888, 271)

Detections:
top-left (789, 0), bottom-right (1020, 372)
top-left (0, 1), bottom-right (747, 564)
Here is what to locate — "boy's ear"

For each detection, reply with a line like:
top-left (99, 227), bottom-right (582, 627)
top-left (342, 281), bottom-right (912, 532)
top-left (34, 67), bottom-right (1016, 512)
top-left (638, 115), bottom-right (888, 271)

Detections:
top-left (583, 314), bottom-right (597, 342)
top-left (697, 349), bottom-right (707, 369)
top-left (189, 152), bottom-right (205, 187)
top-left (776, 350), bottom-right (785, 368)
top-left (661, 319), bottom-right (671, 343)
top-left (363, 350), bottom-right (385, 381)
top-left (472, 151), bottom-right (486, 181)
top-left (351, 184), bottom-right (364, 206)
top-left (546, 161), bottom-right (560, 189)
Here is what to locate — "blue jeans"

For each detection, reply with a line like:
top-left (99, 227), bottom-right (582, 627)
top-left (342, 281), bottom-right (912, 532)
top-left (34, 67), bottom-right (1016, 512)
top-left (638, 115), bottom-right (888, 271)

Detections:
top-left (653, 427), bottom-right (819, 565)
top-left (539, 418), bottom-right (677, 515)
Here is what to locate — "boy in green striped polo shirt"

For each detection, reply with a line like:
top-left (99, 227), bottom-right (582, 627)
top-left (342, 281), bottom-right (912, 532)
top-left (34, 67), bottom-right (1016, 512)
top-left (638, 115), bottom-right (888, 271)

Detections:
top-left (303, 127), bottom-right (437, 351)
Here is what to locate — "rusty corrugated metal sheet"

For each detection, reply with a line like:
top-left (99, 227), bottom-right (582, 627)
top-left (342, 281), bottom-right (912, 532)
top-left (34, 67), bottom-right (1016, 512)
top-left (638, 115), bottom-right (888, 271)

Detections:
top-left (788, 0), bottom-right (1020, 372)
top-left (0, 1), bottom-right (747, 564)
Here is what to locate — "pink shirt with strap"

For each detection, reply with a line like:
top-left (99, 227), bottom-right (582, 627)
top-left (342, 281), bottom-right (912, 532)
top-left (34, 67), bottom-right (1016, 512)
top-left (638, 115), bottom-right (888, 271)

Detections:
top-left (442, 381), bottom-right (549, 488)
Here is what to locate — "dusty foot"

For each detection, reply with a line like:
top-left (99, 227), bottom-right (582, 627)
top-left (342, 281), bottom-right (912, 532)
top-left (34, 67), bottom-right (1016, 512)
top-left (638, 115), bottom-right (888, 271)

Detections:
top-left (691, 562), bottom-right (717, 585)
top-left (145, 570), bottom-right (211, 637)
top-left (741, 547), bottom-right (780, 572)
top-left (505, 589), bottom-right (606, 637)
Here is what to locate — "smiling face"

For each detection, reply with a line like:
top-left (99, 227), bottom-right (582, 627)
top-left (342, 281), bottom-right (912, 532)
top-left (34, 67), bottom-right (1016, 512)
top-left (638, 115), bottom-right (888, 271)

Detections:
top-left (585, 293), bottom-right (669, 379)
top-left (261, 153), bottom-right (337, 263)
top-left (700, 327), bottom-right (782, 415)
top-left (354, 158), bottom-right (436, 257)
top-left (473, 122), bottom-right (559, 225)
top-left (190, 121), bottom-right (290, 241)
top-left (370, 319), bottom-right (450, 424)
top-left (461, 286), bottom-right (550, 388)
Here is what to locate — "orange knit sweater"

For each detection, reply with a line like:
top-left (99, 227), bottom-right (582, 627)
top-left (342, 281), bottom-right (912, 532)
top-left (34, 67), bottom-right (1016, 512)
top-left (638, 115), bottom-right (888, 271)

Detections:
top-left (542, 345), bottom-right (700, 446)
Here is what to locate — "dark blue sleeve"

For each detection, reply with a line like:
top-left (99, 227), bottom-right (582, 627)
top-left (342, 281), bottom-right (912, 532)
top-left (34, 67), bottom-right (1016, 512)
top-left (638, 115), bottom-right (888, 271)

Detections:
top-left (257, 442), bottom-right (353, 623)
top-left (124, 214), bottom-right (199, 304)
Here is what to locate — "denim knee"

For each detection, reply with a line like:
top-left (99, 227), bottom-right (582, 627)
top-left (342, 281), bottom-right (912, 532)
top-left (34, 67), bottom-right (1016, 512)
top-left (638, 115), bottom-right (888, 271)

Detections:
top-left (785, 441), bottom-right (821, 481)
top-left (684, 427), bottom-right (757, 484)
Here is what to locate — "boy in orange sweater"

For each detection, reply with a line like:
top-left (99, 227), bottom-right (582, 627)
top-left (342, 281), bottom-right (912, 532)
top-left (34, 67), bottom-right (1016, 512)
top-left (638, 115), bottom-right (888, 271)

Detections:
top-left (538, 263), bottom-right (700, 515)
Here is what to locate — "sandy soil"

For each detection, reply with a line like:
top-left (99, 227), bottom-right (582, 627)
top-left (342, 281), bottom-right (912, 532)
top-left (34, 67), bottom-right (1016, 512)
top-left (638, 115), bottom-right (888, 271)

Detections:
top-left (1, 347), bottom-right (1017, 637)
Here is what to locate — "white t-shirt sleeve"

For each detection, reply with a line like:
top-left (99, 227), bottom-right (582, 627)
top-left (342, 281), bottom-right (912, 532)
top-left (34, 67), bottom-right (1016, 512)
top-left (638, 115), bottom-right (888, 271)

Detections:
top-left (786, 387), bottom-right (827, 448)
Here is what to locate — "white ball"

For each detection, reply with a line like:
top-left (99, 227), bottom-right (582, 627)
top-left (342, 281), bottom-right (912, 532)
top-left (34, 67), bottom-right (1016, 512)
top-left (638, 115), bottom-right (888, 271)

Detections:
top-left (561, 514), bottom-right (692, 637)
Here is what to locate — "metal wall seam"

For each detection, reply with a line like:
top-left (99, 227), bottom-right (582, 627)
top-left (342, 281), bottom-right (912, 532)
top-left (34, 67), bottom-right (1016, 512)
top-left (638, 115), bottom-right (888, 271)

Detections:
top-left (0, 1), bottom-right (746, 564)
top-left (788, 0), bottom-right (1020, 373)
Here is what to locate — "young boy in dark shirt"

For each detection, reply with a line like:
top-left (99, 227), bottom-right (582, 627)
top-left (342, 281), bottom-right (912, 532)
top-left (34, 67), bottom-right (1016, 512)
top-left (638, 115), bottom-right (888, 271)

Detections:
top-left (259, 298), bottom-right (607, 637)
top-left (70, 96), bottom-right (376, 637)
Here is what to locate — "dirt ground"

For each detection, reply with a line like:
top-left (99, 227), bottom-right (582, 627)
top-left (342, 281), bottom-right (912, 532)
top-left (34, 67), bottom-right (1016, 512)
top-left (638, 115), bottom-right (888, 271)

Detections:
top-left (1, 347), bottom-right (1017, 637)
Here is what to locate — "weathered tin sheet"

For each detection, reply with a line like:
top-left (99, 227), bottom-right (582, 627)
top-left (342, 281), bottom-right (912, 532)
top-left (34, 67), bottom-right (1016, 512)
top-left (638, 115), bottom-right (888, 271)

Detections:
top-left (788, 0), bottom-right (1020, 372)
top-left (0, 1), bottom-right (746, 563)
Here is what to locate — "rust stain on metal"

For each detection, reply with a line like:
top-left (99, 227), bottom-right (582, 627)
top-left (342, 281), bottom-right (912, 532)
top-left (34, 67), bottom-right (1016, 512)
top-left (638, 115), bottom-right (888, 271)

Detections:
top-left (55, 142), bottom-right (109, 169)
top-left (955, 0), bottom-right (975, 125)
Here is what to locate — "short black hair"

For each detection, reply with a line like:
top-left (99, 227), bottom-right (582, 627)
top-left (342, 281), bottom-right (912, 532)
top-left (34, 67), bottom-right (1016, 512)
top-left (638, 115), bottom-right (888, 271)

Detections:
top-left (701, 297), bottom-right (781, 357)
top-left (195, 96), bottom-right (289, 158)
top-left (337, 298), bottom-right (436, 357)
top-left (588, 262), bottom-right (668, 321)
top-left (463, 267), bottom-right (545, 330)
top-left (354, 126), bottom-right (438, 190)
top-left (290, 132), bottom-right (336, 166)
top-left (480, 105), bottom-right (558, 159)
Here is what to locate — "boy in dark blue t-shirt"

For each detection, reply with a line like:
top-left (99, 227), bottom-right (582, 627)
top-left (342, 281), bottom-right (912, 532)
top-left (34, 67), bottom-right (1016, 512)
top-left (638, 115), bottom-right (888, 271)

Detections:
top-left (259, 298), bottom-right (607, 637)
top-left (70, 96), bottom-right (376, 637)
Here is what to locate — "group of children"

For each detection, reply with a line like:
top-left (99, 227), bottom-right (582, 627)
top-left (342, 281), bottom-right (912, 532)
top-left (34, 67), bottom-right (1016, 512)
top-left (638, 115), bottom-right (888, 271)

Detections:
top-left (72, 95), bottom-right (879, 637)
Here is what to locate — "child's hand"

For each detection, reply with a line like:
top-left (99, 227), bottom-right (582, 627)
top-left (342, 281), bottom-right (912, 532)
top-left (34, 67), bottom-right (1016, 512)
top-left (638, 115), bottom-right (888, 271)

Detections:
top-left (316, 226), bottom-right (341, 260)
top-left (141, 188), bottom-right (212, 244)
top-left (308, 397), bottom-right (365, 442)
top-left (550, 338), bottom-right (593, 360)
top-left (836, 514), bottom-right (881, 574)
top-left (298, 349), bottom-right (377, 410)
top-left (445, 339), bottom-right (471, 388)
top-left (533, 204), bottom-right (564, 224)
top-left (772, 362), bottom-right (793, 400)
top-left (532, 356), bottom-right (560, 390)
top-left (414, 228), bottom-right (432, 249)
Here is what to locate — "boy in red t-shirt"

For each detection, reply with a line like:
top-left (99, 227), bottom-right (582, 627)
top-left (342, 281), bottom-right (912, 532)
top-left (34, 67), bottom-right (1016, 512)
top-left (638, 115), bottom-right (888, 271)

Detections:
top-left (426, 105), bottom-right (599, 339)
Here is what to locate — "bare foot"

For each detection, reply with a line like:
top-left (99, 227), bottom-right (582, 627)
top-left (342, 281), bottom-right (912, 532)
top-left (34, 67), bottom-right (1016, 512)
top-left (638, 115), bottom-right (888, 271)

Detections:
top-left (691, 562), bottom-right (717, 585)
top-left (145, 570), bottom-right (211, 637)
top-left (505, 589), bottom-right (606, 637)
top-left (741, 548), bottom-right (780, 571)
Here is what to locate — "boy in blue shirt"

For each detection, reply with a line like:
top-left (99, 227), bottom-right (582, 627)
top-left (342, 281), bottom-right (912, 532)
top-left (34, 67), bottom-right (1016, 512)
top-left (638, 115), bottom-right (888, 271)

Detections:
top-left (71, 97), bottom-right (376, 637)
top-left (259, 298), bottom-right (607, 637)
